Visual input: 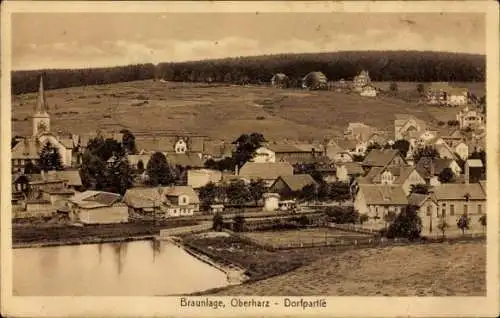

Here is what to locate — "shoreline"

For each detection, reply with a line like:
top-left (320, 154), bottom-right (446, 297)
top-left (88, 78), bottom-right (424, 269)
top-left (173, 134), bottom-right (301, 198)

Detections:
top-left (12, 234), bottom-right (156, 249)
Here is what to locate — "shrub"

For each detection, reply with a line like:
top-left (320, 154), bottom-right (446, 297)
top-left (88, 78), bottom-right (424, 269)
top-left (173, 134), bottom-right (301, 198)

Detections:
top-left (325, 206), bottom-right (359, 224)
top-left (256, 116), bottom-right (266, 120)
top-left (385, 205), bottom-right (422, 240)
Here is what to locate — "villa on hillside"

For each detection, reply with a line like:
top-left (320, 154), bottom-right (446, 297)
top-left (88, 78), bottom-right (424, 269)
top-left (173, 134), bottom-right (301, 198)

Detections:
top-left (426, 83), bottom-right (469, 106)
top-left (352, 70), bottom-right (371, 92)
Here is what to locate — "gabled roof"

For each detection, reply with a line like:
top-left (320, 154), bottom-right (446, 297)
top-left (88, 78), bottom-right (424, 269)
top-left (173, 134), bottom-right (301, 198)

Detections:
top-left (362, 165), bottom-right (418, 184)
top-left (273, 174), bottom-right (318, 192)
top-left (11, 138), bottom-right (40, 159)
top-left (70, 191), bottom-right (122, 209)
top-left (239, 162), bottom-right (294, 180)
top-left (338, 162), bottom-right (365, 175)
top-left (335, 139), bottom-right (358, 151)
top-left (432, 183), bottom-right (486, 201)
top-left (357, 184), bottom-right (408, 205)
top-left (362, 149), bottom-right (400, 167)
top-left (415, 157), bottom-right (455, 179)
top-left (163, 186), bottom-right (200, 204)
top-left (165, 153), bottom-right (204, 168)
top-left (408, 193), bottom-right (433, 207)
top-left (134, 135), bottom-right (205, 153)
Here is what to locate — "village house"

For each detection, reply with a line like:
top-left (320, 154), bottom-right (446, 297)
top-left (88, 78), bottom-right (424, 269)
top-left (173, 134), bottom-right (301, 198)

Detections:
top-left (63, 191), bottom-right (129, 224)
top-left (454, 142), bottom-right (470, 161)
top-left (357, 165), bottom-right (426, 195)
top-left (464, 159), bottom-right (485, 184)
top-left (201, 140), bottom-right (235, 160)
top-left (394, 114), bottom-right (426, 141)
top-left (415, 157), bottom-right (462, 186)
top-left (408, 193), bottom-right (439, 233)
top-left (352, 70), bottom-right (371, 92)
top-left (11, 77), bottom-right (74, 172)
top-left (431, 182), bottom-right (486, 225)
top-left (343, 122), bottom-right (379, 142)
top-left (360, 84), bottom-right (378, 97)
top-left (361, 149), bottom-right (406, 172)
top-left (353, 184), bottom-right (408, 222)
top-left (323, 139), bottom-right (353, 162)
top-left (123, 186), bottom-right (200, 218)
top-left (187, 168), bottom-right (223, 189)
top-left (268, 174), bottom-right (318, 200)
top-left (336, 162), bottom-right (365, 183)
top-left (238, 162), bottom-right (294, 187)
top-left (334, 139), bottom-right (360, 157)
top-left (254, 143), bottom-right (323, 165)
top-left (456, 106), bottom-right (485, 129)
top-left (302, 71), bottom-right (328, 90)
top-left (270, 73), bottom-right (290, 89)
top-left (426, 83), bottom-right (469, 106)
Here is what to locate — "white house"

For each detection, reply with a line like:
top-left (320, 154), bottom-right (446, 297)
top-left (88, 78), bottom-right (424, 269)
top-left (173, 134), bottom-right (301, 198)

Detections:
top-left (360, 84), bottom-right (378, 97)
top-left (253, 146), bottom-right (277, 163)
top-left (456, 106), bottom-right (484, 129)
top-left (454, 142), bottom-right (469, 161)
top-left (65, 191), bottom-right (129, 224)
top-left (353, 184), bottom-right (408, 222)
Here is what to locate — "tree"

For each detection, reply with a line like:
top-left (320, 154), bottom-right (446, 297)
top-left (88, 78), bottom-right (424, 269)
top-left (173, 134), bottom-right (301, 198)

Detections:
top-left (437, 218), bottom-right (449, 239)
top-left (366, 142), bottom-right (381, 153)
top-left (297, 184), bottom-right (318, 203)
top-left (456, 214), bottom-right (470, 235)
top-left (438, 167), bottom-right (455, 183)
top-left (204, 157), bottom-right (236, 172)
top-left (392, 139), bottom-right (410, 158)
top-left (212, 213), bottom-right (224, 231)
top-left (105, 155), bottom-right (133, 195)
top-left (325, 206), bottom-right (359, 224)
top-left (233, 214), bottom-right (246, 232)
top-left (232, 133), bottom-right (266, 168)
top-left (413, 146), bottom-right (439, 163)
top-left (416, 83), bottom-right (425, 95)
top-left (23, 160), bottom-right (40, 174)
top-left (359, 213), bottom-right (369, 225)
top-left (137, 160), bottom-right (145, 174)
top-left (383, 211), bottom-right (397, 230)
top-left (479, 215), bottom-right (486, 232)
top-left (248, 179), bottom-right (266, 205)
top-left (146, 152), bottom-right (173, 186)
top-left (39, 142), bottom-right (63, 171)
top-left (226, 180), bottom-right (251, 205)
top-left (328, 181), bottom-right (351, 201)
top-left (410, 184), bottom-right (430, 195)
top-left (199, 182), bottom-right (220, 207)
top-left (352, 154), bottom-right (365, 162)
top-left (389, 82), bottom-right (398, 93)
top-left (121, 129), bottom-right (137, 154)
top-left (447, 120), bottom-right (460, 126)
top-left (80, 149), bottom-right (107, 190)
top-left (386, 205), bottom-right (422, 240)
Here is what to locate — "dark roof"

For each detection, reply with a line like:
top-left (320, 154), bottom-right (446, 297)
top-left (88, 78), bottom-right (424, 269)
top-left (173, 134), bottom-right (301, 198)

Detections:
top-left (362, 149), bottom-right (400, 167)
top-left (239, 162), bottom-right (294, 180)
top-left (357, 184), bottom-right (408, 205)
top-left (273, 174), bottom-right (318, 192)
top-left (166, 153), bottom-right (205, 168)
top-left (432, 183), bottom-right (486, 201)
top-left (338, 162), bottom-right (365, 175)
top-left (415, 157), bottom-right (454, 179)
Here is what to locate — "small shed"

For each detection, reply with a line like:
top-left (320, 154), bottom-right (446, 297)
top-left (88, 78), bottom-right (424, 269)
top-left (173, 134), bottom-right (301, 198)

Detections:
top-left (262, 193), bottom-right (280, 212)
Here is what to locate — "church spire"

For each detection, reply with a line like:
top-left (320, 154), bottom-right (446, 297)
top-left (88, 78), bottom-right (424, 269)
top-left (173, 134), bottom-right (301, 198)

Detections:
top-left (35, 75), bottom-right (48, 114)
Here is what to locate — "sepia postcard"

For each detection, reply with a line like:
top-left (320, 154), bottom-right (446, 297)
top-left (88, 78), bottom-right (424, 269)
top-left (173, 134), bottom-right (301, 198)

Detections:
top-left (1, 1), bottom-right (499, 317)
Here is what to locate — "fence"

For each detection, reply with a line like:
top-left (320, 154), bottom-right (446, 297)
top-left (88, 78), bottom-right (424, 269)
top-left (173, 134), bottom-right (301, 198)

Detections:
top-left (236, 230), bottom-right (485, 251)
top-left (328, 223), bottom-right (382, 235)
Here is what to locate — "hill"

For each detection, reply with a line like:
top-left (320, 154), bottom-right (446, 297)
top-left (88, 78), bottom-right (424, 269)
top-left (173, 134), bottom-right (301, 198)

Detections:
top-left (12, 50), bottom-right (485, 95)
top-left (11, 80), bottom-right (472, 142)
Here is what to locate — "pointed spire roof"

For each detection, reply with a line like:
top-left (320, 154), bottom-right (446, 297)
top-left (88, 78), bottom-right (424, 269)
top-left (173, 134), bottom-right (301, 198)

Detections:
top-left (34, 75), bottom-right (49, 115)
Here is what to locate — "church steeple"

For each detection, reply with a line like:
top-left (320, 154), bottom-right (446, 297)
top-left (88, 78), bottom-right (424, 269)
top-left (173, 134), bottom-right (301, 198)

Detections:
top-left (34, 75), bottom-right (49, 115)
top-left (33, 75), bottom-right (50, 136)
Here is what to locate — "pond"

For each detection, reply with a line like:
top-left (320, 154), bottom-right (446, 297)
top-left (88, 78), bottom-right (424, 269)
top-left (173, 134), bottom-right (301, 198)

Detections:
top-left (13, 240), bottom-right (229, 296)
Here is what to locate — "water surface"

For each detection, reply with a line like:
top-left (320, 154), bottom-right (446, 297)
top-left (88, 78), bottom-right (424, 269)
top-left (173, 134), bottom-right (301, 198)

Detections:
top-left (14, 240), bottom-right (229, 296)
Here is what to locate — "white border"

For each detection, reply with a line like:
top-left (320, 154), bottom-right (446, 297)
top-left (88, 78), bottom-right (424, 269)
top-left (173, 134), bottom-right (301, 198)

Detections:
top-left (1, 2), bottom-right (499, 317)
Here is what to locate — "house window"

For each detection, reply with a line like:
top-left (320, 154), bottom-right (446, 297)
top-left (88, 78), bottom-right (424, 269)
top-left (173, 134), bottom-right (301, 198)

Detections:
top-left (450, 204), bottom-right (455, 216)
top-left (464, 204), bottom-right (468, 215)
top-left (182, 197), bottom-right (187, 204)
top-left (478, 204), bottom-right (482, 214)
top-left (441, 203), bottom-right (446, 217)
top-left (426, 205), bottom-right (432, 216)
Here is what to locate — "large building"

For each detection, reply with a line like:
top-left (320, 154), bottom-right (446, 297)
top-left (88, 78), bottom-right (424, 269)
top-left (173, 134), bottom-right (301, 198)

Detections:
top-left (11, 76), bottom-right (74, 172)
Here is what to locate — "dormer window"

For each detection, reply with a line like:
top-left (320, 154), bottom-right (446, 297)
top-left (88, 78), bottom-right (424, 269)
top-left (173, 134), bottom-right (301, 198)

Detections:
top-left (174, 139), bottom-right (188, 154)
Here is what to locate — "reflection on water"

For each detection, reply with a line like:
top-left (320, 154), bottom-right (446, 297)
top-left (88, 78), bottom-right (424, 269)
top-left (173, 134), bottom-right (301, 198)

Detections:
top-left (14, 240), bottom-right (229, 296)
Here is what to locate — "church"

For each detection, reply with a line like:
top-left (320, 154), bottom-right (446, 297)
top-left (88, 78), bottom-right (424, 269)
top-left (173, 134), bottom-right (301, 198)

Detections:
top-left (11, 76), bottom-right (74, 173)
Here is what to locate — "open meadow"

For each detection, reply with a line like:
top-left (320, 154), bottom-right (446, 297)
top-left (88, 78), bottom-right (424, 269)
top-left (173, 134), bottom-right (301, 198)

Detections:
top-left (11, 80), bottom-right (482, 142)
top-left (212, 241), bottom-right (486, 296)
top-left (242, 228), bottom-right (373, 249)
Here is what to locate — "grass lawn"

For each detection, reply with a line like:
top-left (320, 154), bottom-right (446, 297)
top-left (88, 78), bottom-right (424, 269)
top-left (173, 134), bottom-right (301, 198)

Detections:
top-left (211, 241), bottom-right (485, 296)
top-left (242, 228), bottom-right (373, 249)
top-left (11, 80), bottom-right (476, 142)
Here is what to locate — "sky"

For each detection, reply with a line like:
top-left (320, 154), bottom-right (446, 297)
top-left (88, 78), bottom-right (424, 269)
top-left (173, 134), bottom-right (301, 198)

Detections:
top-left (11, 12), bottom-right (486, 70)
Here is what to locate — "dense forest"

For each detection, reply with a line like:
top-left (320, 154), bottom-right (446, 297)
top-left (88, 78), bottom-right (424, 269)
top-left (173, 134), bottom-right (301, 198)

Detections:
top-left (12, 50), bottom-right (485, 95)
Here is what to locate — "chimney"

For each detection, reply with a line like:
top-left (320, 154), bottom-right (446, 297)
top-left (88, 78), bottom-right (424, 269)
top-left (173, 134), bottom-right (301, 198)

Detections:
top-left (429, 158), bottom-right (435, 177)
top-left (464, 161), bottom-right (470, 184)
top-left (235, 165), bottom-right (239, 176)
